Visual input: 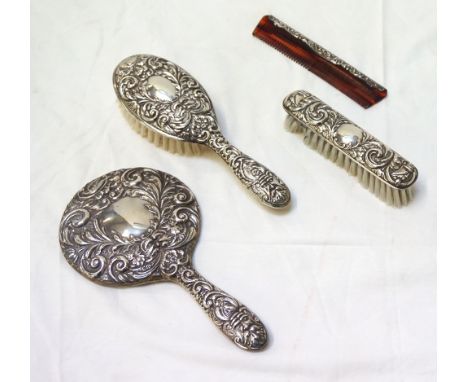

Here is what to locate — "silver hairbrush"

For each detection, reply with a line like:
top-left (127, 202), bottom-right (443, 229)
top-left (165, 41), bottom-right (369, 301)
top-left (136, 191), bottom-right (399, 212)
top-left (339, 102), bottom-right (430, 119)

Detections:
top-left (113, 54), bottom-right (291, 209)
top-left (283, 90), bottom-right (418, 207)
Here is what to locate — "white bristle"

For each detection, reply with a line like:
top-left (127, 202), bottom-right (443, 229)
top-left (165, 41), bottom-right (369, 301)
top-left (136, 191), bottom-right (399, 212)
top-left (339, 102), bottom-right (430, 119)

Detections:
top-left (329, 146), bottom-right (338, 162)
top-left (393, 188), bottom-right (401, 208)
top-left (284, 116), bottom-right (305, 133)
top-left (118, 102), bottom-right (204, 155)
top-left (368, 174), bottom-right (375, 193)
top-left (285, 117), bottom-right (415, 207)
top-left (322, 142), bottom-right (332, 157)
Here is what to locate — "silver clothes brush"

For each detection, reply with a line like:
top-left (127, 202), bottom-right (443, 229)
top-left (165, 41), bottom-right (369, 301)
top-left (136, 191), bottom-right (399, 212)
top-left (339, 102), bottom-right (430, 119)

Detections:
top-left (283, 90), bottom-right (418, 207)
top-left (113, 54), bottom-right (291, 209)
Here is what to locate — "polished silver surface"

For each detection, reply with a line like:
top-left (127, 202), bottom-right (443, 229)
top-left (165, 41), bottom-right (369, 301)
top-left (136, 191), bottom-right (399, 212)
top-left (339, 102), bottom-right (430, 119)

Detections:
top-left (146, 75), bottom-right (178, 102)
top-left (101, 196), bottom-right (152, 238)
top-left (113, 54), bottom-right (291, 209)
top-left (59, 168), bottom-right (267, 351)
top-left (335, 123), bottom-right (363, 147)
top-left (283, 90), bottom-right (418, 190)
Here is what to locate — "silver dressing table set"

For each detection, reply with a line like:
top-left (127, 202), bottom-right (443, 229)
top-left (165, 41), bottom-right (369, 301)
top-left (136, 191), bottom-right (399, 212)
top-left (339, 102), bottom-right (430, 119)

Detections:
top-left (60, 20), bottom-right (418, 351)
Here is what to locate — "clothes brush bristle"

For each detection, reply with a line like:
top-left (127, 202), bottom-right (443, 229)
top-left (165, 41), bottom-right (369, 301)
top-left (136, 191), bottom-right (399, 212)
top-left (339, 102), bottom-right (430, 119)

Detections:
top-left (285, 117), bottom-right (414, 207)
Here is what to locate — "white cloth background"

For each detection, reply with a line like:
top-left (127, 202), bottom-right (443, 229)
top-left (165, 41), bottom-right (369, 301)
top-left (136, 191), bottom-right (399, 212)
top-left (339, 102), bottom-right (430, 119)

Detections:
top-left (31, 0), bottom-right (436, 381)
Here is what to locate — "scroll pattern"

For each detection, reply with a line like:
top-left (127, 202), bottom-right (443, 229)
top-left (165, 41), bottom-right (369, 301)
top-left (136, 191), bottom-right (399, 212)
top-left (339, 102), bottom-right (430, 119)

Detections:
top-left (160, 249), bottom-right (268, 351)
top-left (59, 168), bottom-right (200, 285)
top-left (113, 55), bottom-right (218, 144)
top-left (208, 133), bottom-right (290, 207)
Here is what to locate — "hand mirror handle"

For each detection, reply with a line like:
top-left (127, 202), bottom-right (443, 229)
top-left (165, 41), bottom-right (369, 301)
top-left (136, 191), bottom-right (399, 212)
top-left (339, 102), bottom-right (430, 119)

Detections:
top-left (161, 252), bottom-right (267, 351)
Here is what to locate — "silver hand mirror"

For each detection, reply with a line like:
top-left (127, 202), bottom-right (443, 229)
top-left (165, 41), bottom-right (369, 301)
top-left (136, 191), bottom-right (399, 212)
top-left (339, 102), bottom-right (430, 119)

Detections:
top-left (59, 167), bottom-right (267, 351)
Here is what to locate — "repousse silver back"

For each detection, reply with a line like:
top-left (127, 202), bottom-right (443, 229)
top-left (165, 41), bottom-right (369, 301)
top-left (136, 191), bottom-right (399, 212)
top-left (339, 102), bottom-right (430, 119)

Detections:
top-left (113, 55), bottom-right (217, 143)
top-left (59, 168), bottom-right (267, 350)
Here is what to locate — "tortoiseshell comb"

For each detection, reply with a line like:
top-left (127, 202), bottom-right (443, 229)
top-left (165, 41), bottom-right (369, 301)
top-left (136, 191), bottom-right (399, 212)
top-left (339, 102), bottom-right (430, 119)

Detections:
top-left (253, 15), bottom-right (387, 108)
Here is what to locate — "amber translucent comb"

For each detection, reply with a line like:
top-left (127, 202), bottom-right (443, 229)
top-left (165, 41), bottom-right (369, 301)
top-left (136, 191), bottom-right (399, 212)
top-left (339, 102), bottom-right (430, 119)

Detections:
top-left (253, 15), bottom-right (387, 108)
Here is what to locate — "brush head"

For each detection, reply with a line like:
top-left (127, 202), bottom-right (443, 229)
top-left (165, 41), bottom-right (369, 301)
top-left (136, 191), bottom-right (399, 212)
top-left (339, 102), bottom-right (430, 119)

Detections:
top-left (113, 54), bottom-right (220, 148)
top-left (283, 91), bottom-right (418, 207)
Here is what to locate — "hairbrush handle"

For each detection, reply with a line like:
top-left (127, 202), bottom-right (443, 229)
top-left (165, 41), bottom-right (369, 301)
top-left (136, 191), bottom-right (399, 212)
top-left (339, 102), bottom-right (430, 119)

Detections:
top-left (175, 265), bottom-right (268, 351)
top-left (207, 133), bottom-right (291, 208)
